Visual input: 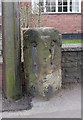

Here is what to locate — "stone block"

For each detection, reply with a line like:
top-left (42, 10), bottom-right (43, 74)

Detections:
top-left (23, 27), bottom-right (62, 99)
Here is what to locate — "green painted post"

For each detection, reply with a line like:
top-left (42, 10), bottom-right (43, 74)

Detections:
top-left (2, 2), bottom-right (22, 99)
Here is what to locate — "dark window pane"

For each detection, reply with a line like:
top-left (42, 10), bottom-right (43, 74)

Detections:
top-left (70, 2), bottom-right (72, 5)
top-left (63, 2), bottom-right (67, 5)
top-left (58, 7), bottom-right (62, 12)
top-left (39, 2), bottom-right (43, 6)
top-left (51, 7), bottom-right (56, 12)
top-left (63, 6), bottom-right (67, 12)
top-left (70, 0), bottom-right (72, 5)
top-left (58, 2), bottom-right (62, 5)
top-left (70, 0), bottom-right (72, 12)
top-left (70, 5), bottom-right (72, 12)
top-left (58, 0), bottom-right (62, 5)
top-left (46, 2), bottom-right (50, 5)
top-left (46, 0), bottom-right (50, 5)
top-left (46, 7), bottom-right (50, 12)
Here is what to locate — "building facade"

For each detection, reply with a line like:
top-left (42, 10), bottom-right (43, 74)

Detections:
top-left (30, 0), bottom-right (82, 39)
top-left (20, 0), bottom-right (82, 39)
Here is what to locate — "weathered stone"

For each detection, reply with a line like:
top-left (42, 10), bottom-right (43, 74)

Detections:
top-left (23, 27), bottom-right (62, 99)
top-left (62, 61), bottom-right (78, 68)
top-left (62, 49), bottom-right (82, 83)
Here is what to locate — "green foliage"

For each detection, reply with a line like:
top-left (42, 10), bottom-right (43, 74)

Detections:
top-left (62, 39), bottom-right (82, 44)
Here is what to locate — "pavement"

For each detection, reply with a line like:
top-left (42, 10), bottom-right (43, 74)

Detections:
top-left (1, 83), bottom-right (81, 118)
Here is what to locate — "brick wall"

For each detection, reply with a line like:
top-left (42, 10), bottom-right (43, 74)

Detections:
top-left (42, 14), bottom-right (81, 34)
top-left (81, 1), bottom-right (83, 33)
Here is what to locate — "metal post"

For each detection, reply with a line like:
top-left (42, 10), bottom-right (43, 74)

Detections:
top-left (2, 2), bottom-right (22, 99)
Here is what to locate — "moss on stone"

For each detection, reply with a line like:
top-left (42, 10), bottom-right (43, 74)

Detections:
top-left (23, 27), bottom-right (62, 98)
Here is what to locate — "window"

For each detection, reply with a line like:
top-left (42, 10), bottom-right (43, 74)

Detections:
top-left (32, 0), bottom-right (81, 13)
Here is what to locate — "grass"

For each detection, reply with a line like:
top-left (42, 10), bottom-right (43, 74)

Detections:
top-left (62, 39), bottom-right (83, 44)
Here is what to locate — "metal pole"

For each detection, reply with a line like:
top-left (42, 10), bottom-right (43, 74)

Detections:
top-left (2, 2), bottom-right (22, 99)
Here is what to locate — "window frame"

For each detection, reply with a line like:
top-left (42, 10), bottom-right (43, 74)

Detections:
top-left (32, 0), bottom-right (81, 14)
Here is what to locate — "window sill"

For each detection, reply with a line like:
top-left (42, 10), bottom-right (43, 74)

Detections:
top-left (42, 12), bottom-right (81, 15)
